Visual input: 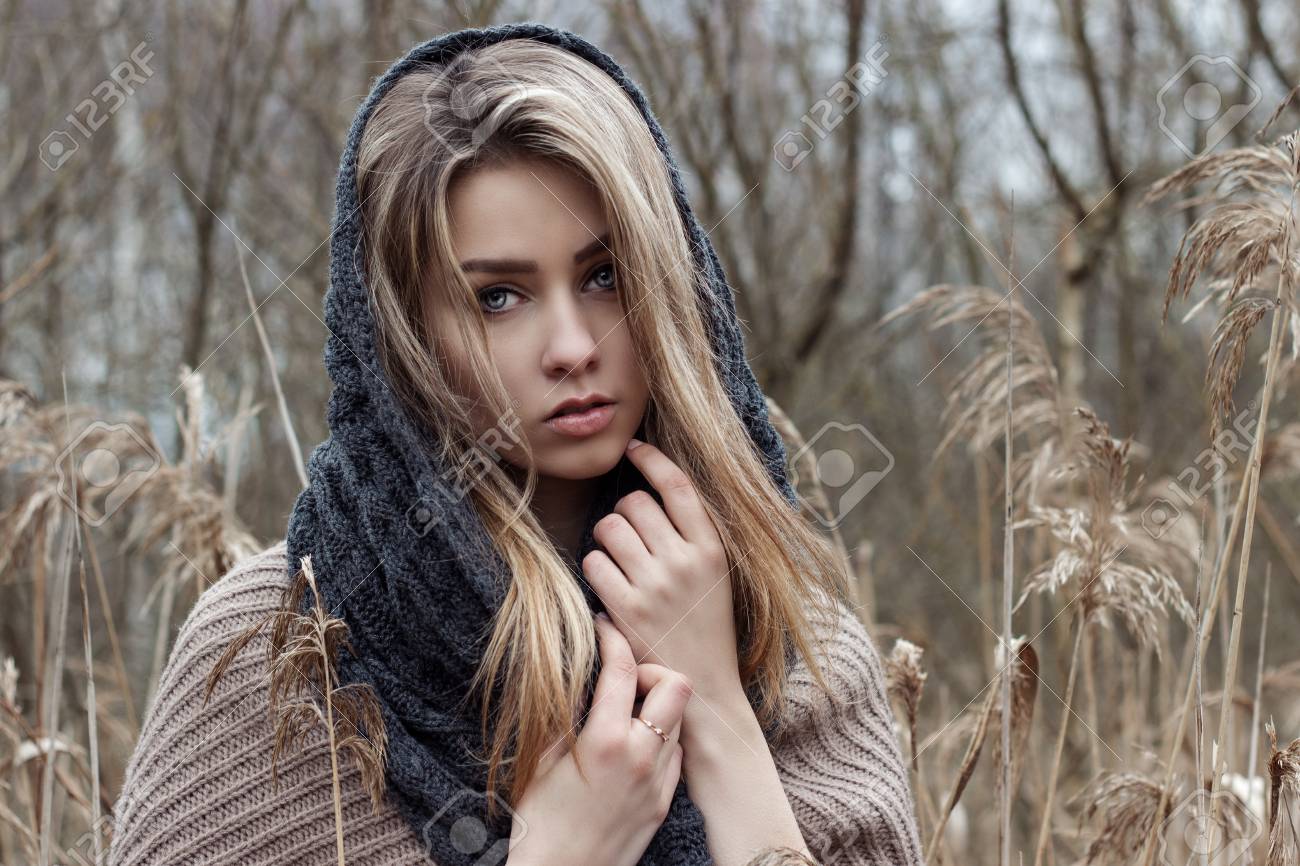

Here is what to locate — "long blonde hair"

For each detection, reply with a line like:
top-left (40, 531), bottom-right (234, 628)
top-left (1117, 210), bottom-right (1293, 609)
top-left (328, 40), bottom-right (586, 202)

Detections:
top-left (355, 38), bottom-right (846, 813)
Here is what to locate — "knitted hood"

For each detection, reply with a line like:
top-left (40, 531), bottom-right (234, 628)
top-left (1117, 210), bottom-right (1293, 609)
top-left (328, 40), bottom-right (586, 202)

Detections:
top-left (286, 22), bottom-right (797, 866)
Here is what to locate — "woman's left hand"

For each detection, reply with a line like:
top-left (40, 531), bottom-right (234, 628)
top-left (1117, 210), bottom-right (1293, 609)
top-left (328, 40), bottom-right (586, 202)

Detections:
top-left (582, 439), bottom-right (744, 707)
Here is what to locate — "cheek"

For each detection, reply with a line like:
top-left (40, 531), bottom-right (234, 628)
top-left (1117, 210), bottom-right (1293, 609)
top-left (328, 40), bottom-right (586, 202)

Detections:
top-left (473, 337), bottom-right (538, 464)
top-left (439, 324), bottom-right (514, 399)
top-left (481, 333), bottom-right (531, 404)
top-left (438, 333), bottom-right (512, 430)
top-left (432, 317), bottom-right (476, 392)
top-left (440, 346), bottom-right (473, 398)
top-left (603, 320), bottom-right (647, 395)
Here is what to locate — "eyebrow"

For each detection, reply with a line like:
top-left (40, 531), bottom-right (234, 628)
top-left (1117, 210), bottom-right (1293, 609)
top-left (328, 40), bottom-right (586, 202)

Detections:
top-left (459, 232), bottom-right (611, 274)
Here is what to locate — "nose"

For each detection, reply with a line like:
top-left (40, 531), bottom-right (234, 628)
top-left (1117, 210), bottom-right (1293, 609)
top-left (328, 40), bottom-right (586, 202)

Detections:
top-left (540, 293), bottom-right (600, 379)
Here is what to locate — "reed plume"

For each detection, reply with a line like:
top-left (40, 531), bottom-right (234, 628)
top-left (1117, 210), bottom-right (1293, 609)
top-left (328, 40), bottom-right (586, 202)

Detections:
top-left (924, 636), bottom-right (1037, 864)
top-left (1266, 721), bottom-right (1300, 866)
top-left (1021, 408), bottom-right (1193, 866)
top-left (1072, 771), bottom-right (1174, 865)
top-left (991, 639), bottom-right (1038, 817)
top-left (206, 555), bottom-right (388, 865)
top-left (879, 284), bottom-right (1069, 506)
top-left (885, 638), bottom-right (927, 774)
top-left (1143, 114), bottom-right (1300, 834)
top-left (128, 366), bottom-right (261, 588)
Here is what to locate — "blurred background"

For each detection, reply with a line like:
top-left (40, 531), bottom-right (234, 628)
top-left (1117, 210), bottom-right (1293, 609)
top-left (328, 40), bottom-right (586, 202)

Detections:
top-left (2, 0), bottom-right (1299, 863)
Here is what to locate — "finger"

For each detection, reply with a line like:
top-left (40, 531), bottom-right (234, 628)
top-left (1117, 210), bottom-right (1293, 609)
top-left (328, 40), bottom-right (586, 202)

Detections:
top-left (633, 663), bottom-right (693, 746)
top-left (588, 613), bottom-right (638, 728)
top-left (613, 490), bottom-right (679, 557)
top-left (659, 744), bottom-right (684, 807)
top-left (581, 550), bottom-right (636, 614)
top-left (634, 664), bottom-right (683, 747)
top-left (591, 512), bottom-right (654, 581)
top-left (634, 662), bottom-right (677, 698)
top-left (622, 440), bottom-right (715, 547)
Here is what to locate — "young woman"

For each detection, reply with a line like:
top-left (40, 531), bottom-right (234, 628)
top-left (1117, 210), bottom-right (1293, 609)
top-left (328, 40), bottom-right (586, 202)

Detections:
top-left (109, 23), bottom-right (923, 866)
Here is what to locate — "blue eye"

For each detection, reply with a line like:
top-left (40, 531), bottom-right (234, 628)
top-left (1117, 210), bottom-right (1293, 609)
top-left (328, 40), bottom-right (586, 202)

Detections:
top-left (477, 286), bottom-right (522, 314)
top-left (588, 263), bottom-right (617, 291)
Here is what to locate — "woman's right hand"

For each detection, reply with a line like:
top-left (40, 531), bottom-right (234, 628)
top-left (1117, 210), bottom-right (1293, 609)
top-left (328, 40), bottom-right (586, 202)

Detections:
top-left (506, 612), bottom-right (693, 866)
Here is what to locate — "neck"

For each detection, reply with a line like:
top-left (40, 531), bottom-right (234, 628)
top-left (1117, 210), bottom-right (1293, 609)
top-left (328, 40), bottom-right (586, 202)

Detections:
top-left (510, 467), bottom-right (602, 563)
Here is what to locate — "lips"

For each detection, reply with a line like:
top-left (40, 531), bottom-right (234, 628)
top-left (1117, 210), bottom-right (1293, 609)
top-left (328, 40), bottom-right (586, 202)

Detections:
top-left (545, 402), bottom-right (616, 437)
top-left (545, 393), bottom-right (614, 421)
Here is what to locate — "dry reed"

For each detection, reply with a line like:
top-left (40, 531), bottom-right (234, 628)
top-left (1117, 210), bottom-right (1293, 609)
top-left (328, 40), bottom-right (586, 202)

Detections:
top-left (206, 555), bottom-right (388, 864)
top-left (1141, 116), bottom-right (1299, 849)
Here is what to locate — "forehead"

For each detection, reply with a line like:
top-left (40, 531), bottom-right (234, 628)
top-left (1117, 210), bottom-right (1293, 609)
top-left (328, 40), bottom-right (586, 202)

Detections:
top-left (447, 157), bottom-right (608, 260)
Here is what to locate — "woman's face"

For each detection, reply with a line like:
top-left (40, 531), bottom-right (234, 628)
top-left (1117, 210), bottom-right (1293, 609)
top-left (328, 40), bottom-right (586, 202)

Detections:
top-left (441, 155), bottom-right (650, 481)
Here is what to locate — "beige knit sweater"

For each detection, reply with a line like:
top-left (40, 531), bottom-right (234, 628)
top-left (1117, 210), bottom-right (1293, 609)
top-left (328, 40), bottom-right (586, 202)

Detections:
top-left (107, 542), bottom-right (923, 865)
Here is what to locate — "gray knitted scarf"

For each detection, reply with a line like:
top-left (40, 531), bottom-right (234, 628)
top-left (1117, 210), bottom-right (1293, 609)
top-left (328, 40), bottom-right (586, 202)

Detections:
top-left (286, 22), bottom-right (799, 866)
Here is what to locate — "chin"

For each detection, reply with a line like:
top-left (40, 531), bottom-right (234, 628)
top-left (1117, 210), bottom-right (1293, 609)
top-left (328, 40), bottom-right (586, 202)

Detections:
top-left (534, 434), bottom-right (628, 480)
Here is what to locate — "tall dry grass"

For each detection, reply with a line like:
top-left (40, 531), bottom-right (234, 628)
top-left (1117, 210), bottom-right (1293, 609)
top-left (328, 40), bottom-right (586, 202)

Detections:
top-left (1, 99), bottom-right (1299, 866)
top-left (873, 95), bottom-right (1300, 865)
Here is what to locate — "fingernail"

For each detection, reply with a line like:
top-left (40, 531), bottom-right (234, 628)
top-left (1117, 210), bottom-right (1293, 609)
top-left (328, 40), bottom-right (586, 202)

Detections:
top-left (626, 438), bottom-right (643, 450)
top-left (595, 611), bottom-right (610, 623)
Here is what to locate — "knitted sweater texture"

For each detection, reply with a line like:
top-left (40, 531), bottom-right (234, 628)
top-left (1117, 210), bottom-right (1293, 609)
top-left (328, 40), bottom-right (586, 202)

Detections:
top-left (107, 542), bottom-right (923, 866)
